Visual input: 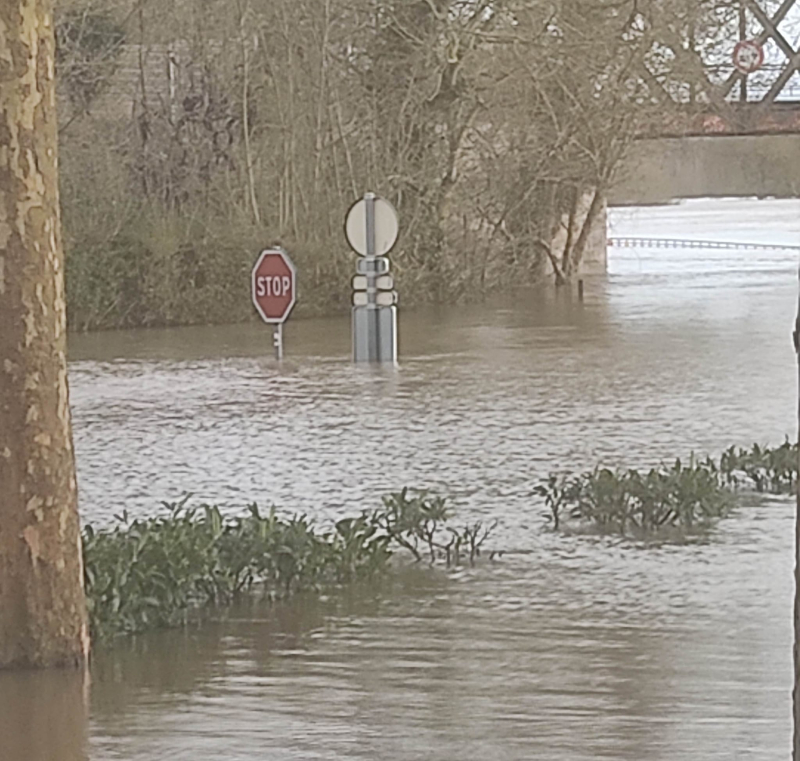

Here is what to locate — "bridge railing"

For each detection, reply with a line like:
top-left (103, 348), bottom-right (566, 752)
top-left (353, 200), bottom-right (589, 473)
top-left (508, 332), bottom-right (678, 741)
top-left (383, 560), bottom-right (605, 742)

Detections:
top-left (608, 237), bottom-right (800, 252)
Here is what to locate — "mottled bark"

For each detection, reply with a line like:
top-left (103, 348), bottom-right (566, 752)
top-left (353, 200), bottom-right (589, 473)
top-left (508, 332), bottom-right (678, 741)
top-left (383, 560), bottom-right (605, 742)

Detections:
top-left (0, 0), bottom-right (89, 667)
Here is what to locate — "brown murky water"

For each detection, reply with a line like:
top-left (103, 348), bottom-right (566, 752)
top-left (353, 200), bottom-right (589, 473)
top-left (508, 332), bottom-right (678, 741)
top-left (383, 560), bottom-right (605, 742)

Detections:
top-left (2, 199), bottom-right (799, 759)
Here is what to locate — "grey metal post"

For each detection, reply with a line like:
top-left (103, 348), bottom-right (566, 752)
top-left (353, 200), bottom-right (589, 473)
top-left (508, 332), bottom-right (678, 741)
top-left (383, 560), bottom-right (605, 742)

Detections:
top-left (350, 192), bottom-right (398, 364)
top-left (365, 192), bottom-right (376, 258)
top-left (739, 3), bottom-right (748, 102)
top-left (274, 323), bottom-right (283, 361)
top-left (365, 192), bottom-right (380, 361)
top-left (794, 263), bottom-right (800, 760)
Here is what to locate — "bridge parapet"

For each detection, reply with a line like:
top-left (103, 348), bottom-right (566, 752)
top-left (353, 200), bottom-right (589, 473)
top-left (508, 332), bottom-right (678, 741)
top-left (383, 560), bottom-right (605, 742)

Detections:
top-left (639, 101), bottom-right (800, 139)
top-left (611, 132), bottom-right (800, 204)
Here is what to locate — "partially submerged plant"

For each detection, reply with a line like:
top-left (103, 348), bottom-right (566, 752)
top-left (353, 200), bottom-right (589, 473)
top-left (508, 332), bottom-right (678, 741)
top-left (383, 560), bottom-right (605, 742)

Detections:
top-left (533, 474), bottom-right (579, 530)
top-left (83, 490), bottom-right (495, 640)
top-left (85, 439), bottom-right (795, 642)
top-left (719, 440), bottom-right (797, 494)
top-left (373, 488), bottom-right (496, 566)
top-left (535, 458), bottom-right (733, 536)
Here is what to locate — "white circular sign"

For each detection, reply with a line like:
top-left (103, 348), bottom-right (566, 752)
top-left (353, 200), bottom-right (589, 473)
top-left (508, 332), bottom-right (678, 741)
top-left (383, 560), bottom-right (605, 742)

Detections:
top-left (345, 195), bottom-right (399, 257)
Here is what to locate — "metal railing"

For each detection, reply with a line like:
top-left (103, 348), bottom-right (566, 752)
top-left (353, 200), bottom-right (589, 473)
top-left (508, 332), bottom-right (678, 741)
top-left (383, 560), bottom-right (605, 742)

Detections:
top-left (608, 237), bottom-right (800, 252)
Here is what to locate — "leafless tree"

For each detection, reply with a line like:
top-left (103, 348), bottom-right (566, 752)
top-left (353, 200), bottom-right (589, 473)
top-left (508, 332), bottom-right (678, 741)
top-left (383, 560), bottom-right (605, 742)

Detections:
top-left (55, 0), bottom-right (740, 324)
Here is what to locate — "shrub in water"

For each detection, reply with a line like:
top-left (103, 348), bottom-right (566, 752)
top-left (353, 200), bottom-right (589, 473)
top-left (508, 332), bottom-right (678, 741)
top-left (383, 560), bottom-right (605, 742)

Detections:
top-left (535, 458), bottom-right (733, 536)
top-left (719, 440), bottom-right (797, 494)
top-left (83, 491), bottom-right (488, 640)
top-left (373, 488), bottom-right (496, 565)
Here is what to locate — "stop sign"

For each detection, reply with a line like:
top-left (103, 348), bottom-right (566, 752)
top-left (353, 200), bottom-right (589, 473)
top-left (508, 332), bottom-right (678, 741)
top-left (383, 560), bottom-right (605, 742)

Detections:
top-left (251, 249), bottom-right (297, 324)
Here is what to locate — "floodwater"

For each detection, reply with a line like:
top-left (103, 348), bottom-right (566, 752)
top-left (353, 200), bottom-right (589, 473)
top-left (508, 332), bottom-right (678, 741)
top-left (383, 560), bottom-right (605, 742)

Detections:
top-left (2, 197), bottom-right (799, 759)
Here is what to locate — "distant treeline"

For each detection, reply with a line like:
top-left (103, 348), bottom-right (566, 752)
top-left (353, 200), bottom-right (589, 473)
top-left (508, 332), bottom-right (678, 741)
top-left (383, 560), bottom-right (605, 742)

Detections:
top-left (56, 0), bottom-right (734, 330)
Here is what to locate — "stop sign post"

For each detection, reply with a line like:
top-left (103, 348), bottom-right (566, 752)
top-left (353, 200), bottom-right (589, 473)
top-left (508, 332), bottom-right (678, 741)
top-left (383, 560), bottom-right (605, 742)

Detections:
top-left (251, 248), bottom-right (296, 359)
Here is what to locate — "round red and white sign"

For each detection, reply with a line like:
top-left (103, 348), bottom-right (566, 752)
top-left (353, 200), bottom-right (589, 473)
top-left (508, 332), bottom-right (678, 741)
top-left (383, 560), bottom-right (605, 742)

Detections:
top-left (732, 40), bottom-right (764, 74)
top-left (251, 249), bottom-right (296, 324)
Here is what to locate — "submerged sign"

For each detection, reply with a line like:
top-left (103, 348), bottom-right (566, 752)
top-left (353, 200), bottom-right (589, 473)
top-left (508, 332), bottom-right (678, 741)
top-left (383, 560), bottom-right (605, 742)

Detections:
top-left (251, 248), bottom-right (296, 324)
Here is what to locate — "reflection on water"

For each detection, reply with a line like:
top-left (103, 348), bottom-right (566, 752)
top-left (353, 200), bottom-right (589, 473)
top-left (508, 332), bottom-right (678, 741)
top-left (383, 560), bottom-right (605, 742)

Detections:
top-left (4, 198), bottom-right (800, 759)
top-left (0, 668), bottom-right (88, 761)
top-left (84, 516), bottom-right (792, 761)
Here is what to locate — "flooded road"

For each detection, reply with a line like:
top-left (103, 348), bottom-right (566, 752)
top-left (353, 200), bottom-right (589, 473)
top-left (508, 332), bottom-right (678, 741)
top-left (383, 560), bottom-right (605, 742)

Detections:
top-left (3, 198), bottom-right (799, 759)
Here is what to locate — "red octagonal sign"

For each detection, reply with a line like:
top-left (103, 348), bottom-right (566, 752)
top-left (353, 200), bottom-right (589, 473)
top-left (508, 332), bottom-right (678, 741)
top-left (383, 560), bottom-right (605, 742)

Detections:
top-left (251, 248), bottom-right (297, 324)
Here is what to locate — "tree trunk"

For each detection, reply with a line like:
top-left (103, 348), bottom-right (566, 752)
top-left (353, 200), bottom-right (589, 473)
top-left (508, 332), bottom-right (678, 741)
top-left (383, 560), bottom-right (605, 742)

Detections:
top-left (0, 0), bottom-right (90, 668)
top-left (564, 187), bottom-right (604, 280)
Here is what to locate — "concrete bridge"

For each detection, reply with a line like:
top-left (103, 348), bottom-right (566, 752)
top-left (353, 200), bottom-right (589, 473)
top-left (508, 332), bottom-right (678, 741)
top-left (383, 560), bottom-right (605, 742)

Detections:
top-left (577, 129), bottom-right (800, 275)
top-left (575, 0), bottom-right (800, 275)
top-left (610, 133), bottom-right (800, 206)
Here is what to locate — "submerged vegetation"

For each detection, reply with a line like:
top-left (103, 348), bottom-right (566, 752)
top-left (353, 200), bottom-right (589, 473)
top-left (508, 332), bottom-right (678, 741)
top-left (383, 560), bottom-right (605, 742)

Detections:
top-left (535, 459), bottom-right (733, 536)
top-left (719, 440), bottom-right (797, 495)
top-left (82, 490), bottom-right (494, 640)
top-left (83, 442), bottom-right (797, 641)
top-left (535, 442), bottom-right (798, 536)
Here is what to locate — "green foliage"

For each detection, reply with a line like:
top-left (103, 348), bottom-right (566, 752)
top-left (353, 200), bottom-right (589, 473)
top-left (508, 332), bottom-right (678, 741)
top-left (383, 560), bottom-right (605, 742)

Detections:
top-left (535, 458), bottom-right (733, 536)
top-left (64, 209), bottom-right (353, 331)
top-left (82, 491), bottom-right (489, 640)
top-left (534, 474), bottom-right (582, 531)
top-left (373, 488), bottom-right (496, 566)
top-left (536, 442), bottom-right (799, 536)
top-left (83, 442), bottom-right (795, 641)
top-left (719, 440), bottom-right (798, 494)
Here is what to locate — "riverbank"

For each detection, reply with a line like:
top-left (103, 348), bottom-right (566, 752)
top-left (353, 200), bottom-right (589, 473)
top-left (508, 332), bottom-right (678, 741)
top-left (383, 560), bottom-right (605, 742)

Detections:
top-left (64, 232), bottom-right (545, 332)
top-left (65, 234), bottom-right (356, 332)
